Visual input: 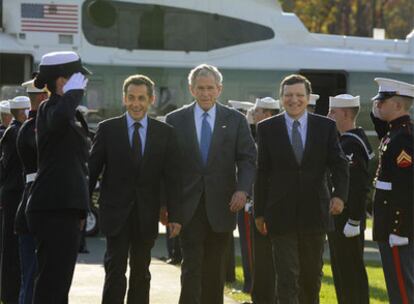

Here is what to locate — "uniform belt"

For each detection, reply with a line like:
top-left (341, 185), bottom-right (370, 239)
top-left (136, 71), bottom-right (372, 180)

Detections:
top-left (26, 173), bottom-right (37, 183)
top-left (375, 180), bottom-right (392, 191)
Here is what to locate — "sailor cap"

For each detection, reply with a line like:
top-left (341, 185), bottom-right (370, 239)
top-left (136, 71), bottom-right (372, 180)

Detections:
top-left (228, 100), bottom-right (254, 111)
top-left (308, 94), bottom-right (320, 106)
top-left (254, 97), bottom-right (280, 110)
top-left (9, 96), bottom-right (31, 109)
top-left (329, 94), bottom-right (360, 108)
top-left (22, 79), bottom-right (48, 93)
top-left (372, 78), bottom-right (414, 101)
top-left (35, 51), bottom-right (92, 89)
top-left (0, 100), bottom-right (11, 114)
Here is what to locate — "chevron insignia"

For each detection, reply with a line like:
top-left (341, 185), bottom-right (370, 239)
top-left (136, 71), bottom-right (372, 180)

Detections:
top-left (396, 150), bottom-right (412, 168)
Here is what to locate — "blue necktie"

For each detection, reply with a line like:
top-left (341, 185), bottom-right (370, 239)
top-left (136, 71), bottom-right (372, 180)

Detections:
top-left (200, 112), bottom-right (212, 165)
top-left (292, 120), bottom-right (304, 163)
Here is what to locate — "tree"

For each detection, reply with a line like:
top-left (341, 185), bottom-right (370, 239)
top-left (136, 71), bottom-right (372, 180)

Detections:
top-left (278, 0), bottom-right (414, 39)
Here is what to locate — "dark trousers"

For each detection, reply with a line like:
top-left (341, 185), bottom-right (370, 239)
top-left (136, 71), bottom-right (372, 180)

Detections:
top-left (179, 200), bottom-right (231, 304)
top-left (238, 209), bottom-right (253, 292)
top-left (251, 215), bottom-right (277, 304)
top-left (18, 234), bottom-right (37, 304)
top-left (27, 211), bottom-right (81, 304)
top-left (270, 232), bottom-right (325, 304)
top-left (102, 206), bottom-right (154, 304)
top-left (378, 241), bottom-right (414, 304)
top-left (1, 201), bottom-right (21, 304)
top-left (225, 234), bottom-right (236, 282)
top-left (328, 231), bottom-right (369, 304)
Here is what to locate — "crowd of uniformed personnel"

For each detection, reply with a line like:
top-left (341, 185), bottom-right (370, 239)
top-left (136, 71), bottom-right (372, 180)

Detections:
top-left (0, 50), bottom-right (412, 304)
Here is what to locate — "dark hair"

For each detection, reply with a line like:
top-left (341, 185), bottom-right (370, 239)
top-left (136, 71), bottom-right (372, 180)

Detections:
top-left (279, 74), bottom-right (312, 97)
top-left (263, 109), bottom-right (280, 116)
top-left (123, 74), bottom-right (155, 97)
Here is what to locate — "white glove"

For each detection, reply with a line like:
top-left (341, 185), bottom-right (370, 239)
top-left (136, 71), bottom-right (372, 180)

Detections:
top-left (246, 108), bottom-right (255, 125)
top-left (63, 72), bottom-right (88, 93)
top-left (343, 221), bottom-right (360, 238)
top-left (389, 233), bottom-right (409, 247)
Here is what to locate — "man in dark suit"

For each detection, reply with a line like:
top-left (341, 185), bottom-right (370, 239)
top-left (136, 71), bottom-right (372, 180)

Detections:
top-left (88, 74), bottom-right (182, 304)
top-left (254, 74), bottom-right (349, 304)
top-left (166, 64), bottom-right (256, 304)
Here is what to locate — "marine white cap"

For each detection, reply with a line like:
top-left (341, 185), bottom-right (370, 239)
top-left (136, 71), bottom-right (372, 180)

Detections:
top-left (21, 79), bottom-right (48, 93)
top-left (329, 94), bottom-right (360, 108)
top-left (308, 94), bottom-right (320, 106)
top-left (372, 78), bottom-right (414, 100)
top-left (254, 97), bottom-right (280, 110)
top-left (0, 100), bottom-right (11, 114)
top-left (9, 96), bottom-right (31, 109)
top-left (228, 100), bottom-right (254, 111)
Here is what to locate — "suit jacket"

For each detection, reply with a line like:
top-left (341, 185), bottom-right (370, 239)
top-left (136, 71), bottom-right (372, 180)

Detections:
top-left (166, 102), bottom-right (256, 232)
top-left (88, 114), bottom-right (182, 239)
top-left (27, 91), bottom-right (89, 214)
top-left (254, 112), bottom-right (349, 235)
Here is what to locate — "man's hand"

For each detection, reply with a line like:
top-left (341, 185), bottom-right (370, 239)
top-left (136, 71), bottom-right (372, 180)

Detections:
top-left (255, 216), bottom-right (268, 235)
top-left (168, 223), bottom-right (182, 238)
top-left (159, 206), bottom-right (168, 226)
top-left (329, 197), bottom-right (344, 215)
top-left (229, 191), bottom-right (248, 212)
top-left (389, 234), bottom-right (409, 247)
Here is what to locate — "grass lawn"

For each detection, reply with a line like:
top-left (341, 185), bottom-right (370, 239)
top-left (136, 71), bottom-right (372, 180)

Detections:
top-left (226, 257), bottom-right (389, 303)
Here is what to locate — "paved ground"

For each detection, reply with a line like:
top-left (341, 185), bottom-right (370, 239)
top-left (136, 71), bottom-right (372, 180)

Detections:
top-left (69, 226), bottom-right (380, 304)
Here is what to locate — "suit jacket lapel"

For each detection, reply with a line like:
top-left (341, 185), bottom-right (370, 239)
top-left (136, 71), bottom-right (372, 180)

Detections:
top-left (141, 117), bottom-right (154, 164)
top-left (301, 113), bottom-right (314, 165)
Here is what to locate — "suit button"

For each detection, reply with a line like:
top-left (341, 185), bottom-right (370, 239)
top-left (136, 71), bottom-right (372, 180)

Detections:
top-left (396, 211), bottom-right (400, 215)
top-left (395, 220), bottom-right (398, 224)
top-left (393, 229), bottom-right (397, 232)
top-left (384, 201), bottom-right (387, 205)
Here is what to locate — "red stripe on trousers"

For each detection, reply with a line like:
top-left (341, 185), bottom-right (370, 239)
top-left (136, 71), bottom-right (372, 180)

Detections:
top-left (391, 246), bottom-right (409, 304)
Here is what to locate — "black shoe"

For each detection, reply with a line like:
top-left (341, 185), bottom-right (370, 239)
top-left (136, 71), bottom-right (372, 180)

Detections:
top-left (79, 248), bottom-right (90, 254)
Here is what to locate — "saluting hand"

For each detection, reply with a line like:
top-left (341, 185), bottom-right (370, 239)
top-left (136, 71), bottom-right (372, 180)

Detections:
top-left (168, 223), bottom-right (182, 238)
top-left (329, 197), bottom-right (344, 215)
top-left (229, 191), bottom-right (248, 212)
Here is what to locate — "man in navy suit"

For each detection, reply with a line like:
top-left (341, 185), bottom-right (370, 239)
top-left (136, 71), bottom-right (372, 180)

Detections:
top-left (166, 64), bottom-right (256, 304)
top-left (89, 74), bottom-right (182, 304)
top-left (255, 74), bottom-right (349, 304)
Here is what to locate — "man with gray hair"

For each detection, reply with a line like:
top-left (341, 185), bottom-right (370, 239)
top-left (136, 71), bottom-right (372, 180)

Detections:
top-left (166, 64), bottom-right (256, 304)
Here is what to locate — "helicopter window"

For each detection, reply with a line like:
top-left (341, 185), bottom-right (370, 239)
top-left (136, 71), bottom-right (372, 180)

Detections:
top-left (82, 1), bottom-right (274, 51)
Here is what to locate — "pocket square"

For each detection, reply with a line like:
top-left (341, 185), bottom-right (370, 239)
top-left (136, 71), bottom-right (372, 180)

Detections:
top-left (222, 125), bottom-right (227, 128)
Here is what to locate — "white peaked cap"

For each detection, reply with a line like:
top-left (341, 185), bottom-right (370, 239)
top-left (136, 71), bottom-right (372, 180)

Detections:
top-left (22, 79), bottom-right (48, 93)
top-left (9, 96), bottom-right (31, 109)
top-left (228, 100), bottom-right (254, 111)
top-left (0, 100), bottom-right (11, 114)
top-left (40, 51), bottom-right (80, 66)
top-left (329, 94), bottom-right (360, 108)
top-left (372, 77), bottom-right (414, 100)
top-left (254, 97), bottom-right (280, 110)
top-left (308, 94), bottom-right (320, 106)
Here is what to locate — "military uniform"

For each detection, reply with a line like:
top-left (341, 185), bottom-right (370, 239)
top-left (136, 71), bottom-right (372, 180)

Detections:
top-left (0, 119), bottom-right (24, 303)
top-left (328, 127), bottom-right (372, 304)
top-left (15, 109), bottom-right (38, 304)
top-left (25, 51), bottom-right (91, 304)
top-left (371, 77), bottom-right (414, 304)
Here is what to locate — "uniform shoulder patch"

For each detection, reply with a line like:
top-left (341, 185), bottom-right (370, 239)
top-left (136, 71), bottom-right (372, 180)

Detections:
top-left (396, 150), bottom-right (412, 168)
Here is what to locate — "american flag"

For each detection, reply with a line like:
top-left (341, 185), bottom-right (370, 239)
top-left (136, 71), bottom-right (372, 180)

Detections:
top-left (21, 3), bottom-right (79, 34)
